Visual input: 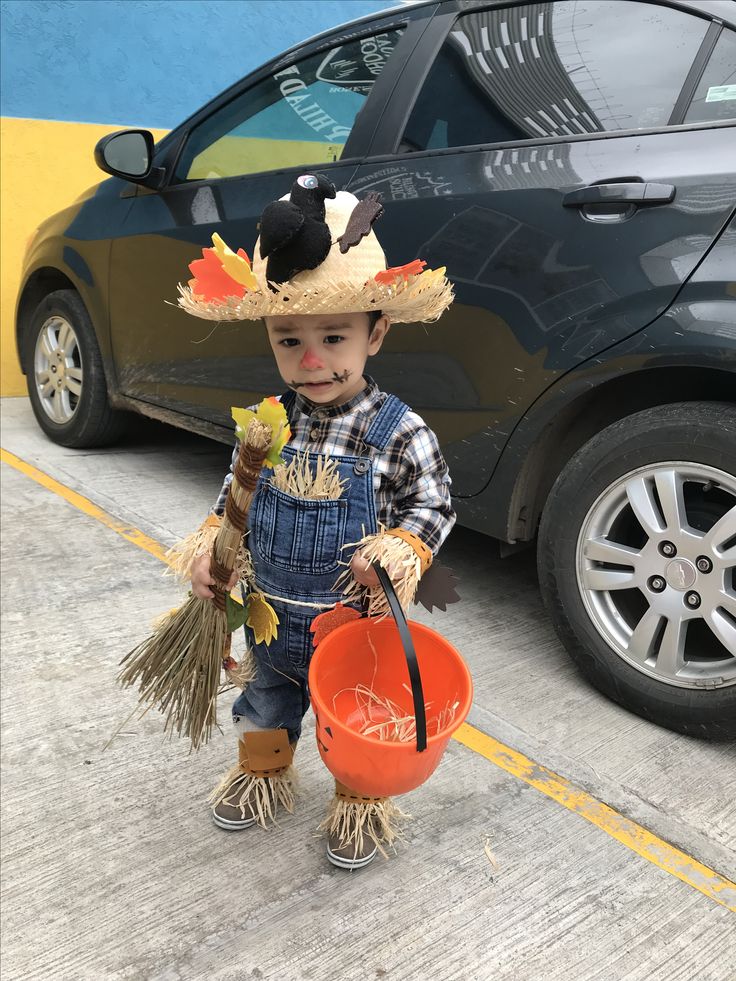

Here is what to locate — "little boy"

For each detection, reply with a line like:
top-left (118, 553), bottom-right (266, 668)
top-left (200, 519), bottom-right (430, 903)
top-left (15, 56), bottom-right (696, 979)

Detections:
top-left (182, 175), bottom-right (455, 869)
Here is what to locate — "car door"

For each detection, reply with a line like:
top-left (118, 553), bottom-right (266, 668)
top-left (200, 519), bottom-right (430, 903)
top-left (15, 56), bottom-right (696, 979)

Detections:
top-left (346, 0), bottom-right (736, 497)
top-left (106, 10), bottom-right (429, 429)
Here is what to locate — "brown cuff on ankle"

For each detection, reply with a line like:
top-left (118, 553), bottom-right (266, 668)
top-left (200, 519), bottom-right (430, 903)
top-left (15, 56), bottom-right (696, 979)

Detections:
top-left (334, 780), bottom-right (385, 804)
top-left (239, 729), bottom-right (294, 777)
top-left (386, 528), bottom-right (433, 575)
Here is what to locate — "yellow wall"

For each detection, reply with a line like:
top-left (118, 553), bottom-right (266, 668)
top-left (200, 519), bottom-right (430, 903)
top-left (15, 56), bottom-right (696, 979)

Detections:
top-left (0, 120), bottom-right (335, 396)
top-left (0, 117), bottom-right (168, 396)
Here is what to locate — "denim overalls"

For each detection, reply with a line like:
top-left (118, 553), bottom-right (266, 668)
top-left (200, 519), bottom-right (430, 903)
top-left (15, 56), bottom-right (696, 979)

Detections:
top-left (232, 389), bottom-right (410, 742)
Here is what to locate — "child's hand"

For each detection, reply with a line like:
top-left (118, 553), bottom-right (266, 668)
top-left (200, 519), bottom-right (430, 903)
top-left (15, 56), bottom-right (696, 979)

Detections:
top-left (190, 552), bottom-right (238, 600)
top-left (350, 549), bottom-right (401, 588)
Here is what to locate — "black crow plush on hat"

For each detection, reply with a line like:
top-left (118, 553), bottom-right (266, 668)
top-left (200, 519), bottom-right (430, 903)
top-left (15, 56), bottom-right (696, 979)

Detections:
top-left (259, 174), bottom-right (337, 285)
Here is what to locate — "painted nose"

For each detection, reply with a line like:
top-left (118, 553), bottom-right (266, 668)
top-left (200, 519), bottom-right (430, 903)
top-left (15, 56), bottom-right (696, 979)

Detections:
top-left (299, 347), bottom-right (324, 370)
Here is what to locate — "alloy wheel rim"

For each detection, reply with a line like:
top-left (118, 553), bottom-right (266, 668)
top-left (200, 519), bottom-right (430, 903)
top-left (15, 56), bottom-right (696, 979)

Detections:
top-left (33, 316), bottom-right (83, 423)
top-left (576, 462), bottom-right (736, 689)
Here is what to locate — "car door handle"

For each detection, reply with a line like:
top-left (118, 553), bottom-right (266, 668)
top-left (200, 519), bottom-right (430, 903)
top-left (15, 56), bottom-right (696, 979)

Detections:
top-left (563, 182), bottom-right (676, 207)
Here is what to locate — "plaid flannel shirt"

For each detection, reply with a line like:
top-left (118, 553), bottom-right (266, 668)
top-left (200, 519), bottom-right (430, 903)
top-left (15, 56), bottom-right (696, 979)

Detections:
top-left (212, 376), bottom-right (455, 555)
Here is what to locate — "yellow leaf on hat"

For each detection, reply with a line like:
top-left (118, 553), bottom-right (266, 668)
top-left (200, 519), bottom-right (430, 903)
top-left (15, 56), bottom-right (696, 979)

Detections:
top-left (211, 232), bottom-right (258, 290)
top-left (246, 592), bottom-right (280, 645)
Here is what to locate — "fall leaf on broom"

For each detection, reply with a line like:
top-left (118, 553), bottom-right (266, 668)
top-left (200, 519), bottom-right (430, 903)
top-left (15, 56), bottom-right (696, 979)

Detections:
top-left (246, 592), bottom-right (280, 645)
top-left (211, 232), bottom-right (258, 290)
top-left (310, 603), bottom-right (361, 648)
top-left (225, 593), bottom-right (248, 632)
top-left (232, 398), bottom-right (291, 468)
top-left (374, 259), bottom-right (427, 285)
top-left (232, 407), bottom-right (258, 439)
top-left (258, 397), bottom-right (293, 467)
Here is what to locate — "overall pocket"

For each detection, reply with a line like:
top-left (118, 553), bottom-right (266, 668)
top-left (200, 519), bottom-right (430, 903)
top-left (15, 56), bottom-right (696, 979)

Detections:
top-left (253, 482), bottom-right (348, 575)
top-left (283, 610), bottom-right (315, 670)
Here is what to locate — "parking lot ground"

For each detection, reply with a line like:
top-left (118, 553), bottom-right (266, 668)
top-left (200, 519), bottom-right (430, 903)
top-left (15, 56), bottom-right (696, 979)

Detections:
top-left (1, 397), bottom-right (735, 981)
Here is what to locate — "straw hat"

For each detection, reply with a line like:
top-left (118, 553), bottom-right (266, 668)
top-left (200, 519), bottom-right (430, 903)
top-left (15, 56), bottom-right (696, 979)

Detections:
top-left (178, 175), bottom-right (453, 324)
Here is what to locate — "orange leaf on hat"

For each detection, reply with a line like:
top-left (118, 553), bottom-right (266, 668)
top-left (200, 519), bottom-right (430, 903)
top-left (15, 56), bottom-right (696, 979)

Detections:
top-left (310, 603), bottom-right (361, 648)
top-left (374, 259), bottom-right (427, 285)
top-left (188, 247), bottom-right (249, 303)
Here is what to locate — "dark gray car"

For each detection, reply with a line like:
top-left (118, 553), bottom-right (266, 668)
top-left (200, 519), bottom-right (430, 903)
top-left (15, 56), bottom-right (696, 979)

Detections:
top-left (17, 0), bottom-right (736, 736)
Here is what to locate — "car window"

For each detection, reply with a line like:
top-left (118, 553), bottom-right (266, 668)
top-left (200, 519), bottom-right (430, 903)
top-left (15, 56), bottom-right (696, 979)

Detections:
top-left (176, 29), bottom-right (404, 181)
top-left (684, 28), bottom-right (736, 125)
top-left (402, 1), bottom-right (708, 151)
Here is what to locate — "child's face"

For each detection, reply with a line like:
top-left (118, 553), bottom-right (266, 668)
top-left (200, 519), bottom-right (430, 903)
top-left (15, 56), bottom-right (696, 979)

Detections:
top-left (264, 311), bottom-right (390, 407)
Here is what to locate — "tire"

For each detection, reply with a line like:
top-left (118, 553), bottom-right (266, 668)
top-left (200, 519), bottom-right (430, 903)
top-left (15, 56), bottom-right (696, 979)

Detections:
top-left (537, 402), bottom-right (736, 740)
top-left (24, 289), bottom-right (128, 448)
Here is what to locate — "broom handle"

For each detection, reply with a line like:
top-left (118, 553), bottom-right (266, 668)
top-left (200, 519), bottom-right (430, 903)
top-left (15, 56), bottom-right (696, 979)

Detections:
top-left (372, 562), bottom-right (427, 753)
top-left (210, 425), bottom-right (270, 609)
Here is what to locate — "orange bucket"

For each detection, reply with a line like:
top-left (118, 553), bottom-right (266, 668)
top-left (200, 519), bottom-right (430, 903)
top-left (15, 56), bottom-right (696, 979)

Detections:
top-left (308, 565), bottom-right (472, 798)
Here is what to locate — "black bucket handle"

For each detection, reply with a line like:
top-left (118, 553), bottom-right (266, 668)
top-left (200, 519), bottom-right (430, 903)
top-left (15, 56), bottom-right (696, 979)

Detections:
top-left (371, 562), bottom-right (427, 753)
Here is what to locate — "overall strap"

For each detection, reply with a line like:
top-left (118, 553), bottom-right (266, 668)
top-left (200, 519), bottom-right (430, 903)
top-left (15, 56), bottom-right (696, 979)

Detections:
top-left (363, 394), bottom-right (410, 453)
top-left (279, 389), bottom-right (297, 423)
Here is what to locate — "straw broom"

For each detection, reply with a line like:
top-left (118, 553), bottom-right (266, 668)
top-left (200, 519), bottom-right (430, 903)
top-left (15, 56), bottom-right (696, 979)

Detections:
top-left (118, 415), bottom-right (275, 749)
top-left (163, 513), bottom-right (254, 587)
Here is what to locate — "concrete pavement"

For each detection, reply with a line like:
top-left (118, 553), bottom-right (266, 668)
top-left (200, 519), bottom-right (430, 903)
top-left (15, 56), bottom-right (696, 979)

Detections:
top-left (1, 397), bottom-right (734, 980)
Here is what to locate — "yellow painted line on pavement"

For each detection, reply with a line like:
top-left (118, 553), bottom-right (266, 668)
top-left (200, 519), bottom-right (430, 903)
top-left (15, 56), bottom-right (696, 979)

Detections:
top-left (454, 723), bottom-right (736, 912)
top-left (0, 447), bottom-right (169, 565)
top-left (3, 445), bottom-right (735, 912)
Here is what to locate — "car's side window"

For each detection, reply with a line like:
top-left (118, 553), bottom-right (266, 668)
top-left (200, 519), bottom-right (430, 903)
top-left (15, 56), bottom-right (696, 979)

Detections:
top-left (685, 28), bottom-right (736, 125)
top-left (176, 29), bottom-right (404, 181)
top-left (402, 1), bottom-right (710, 152)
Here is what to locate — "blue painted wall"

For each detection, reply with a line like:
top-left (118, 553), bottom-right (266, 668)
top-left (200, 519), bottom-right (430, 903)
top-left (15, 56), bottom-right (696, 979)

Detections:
top-left (0, 0), bottom-right (392, 128)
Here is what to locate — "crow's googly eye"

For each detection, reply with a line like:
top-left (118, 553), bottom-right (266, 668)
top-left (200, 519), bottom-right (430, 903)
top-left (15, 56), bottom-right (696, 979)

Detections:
top-left (298, 175), bottom-right (318, 189)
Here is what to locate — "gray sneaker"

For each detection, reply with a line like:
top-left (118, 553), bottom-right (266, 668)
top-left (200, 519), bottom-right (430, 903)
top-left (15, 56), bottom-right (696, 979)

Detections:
top-left (326, 831), bottom-right (378, 870)
top-left (212, 794), bottom-right (258, 831)
top-left (211, 737), bottom-right (298, 831)
top-left (212, 777), bottom-right (273, 831)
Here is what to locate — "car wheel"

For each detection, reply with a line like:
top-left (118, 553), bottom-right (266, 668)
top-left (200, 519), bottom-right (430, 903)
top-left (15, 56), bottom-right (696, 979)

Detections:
top-left (24, 289), bottom-right (128, 448)
top-left (538, 402), bottom-right (736, 740)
